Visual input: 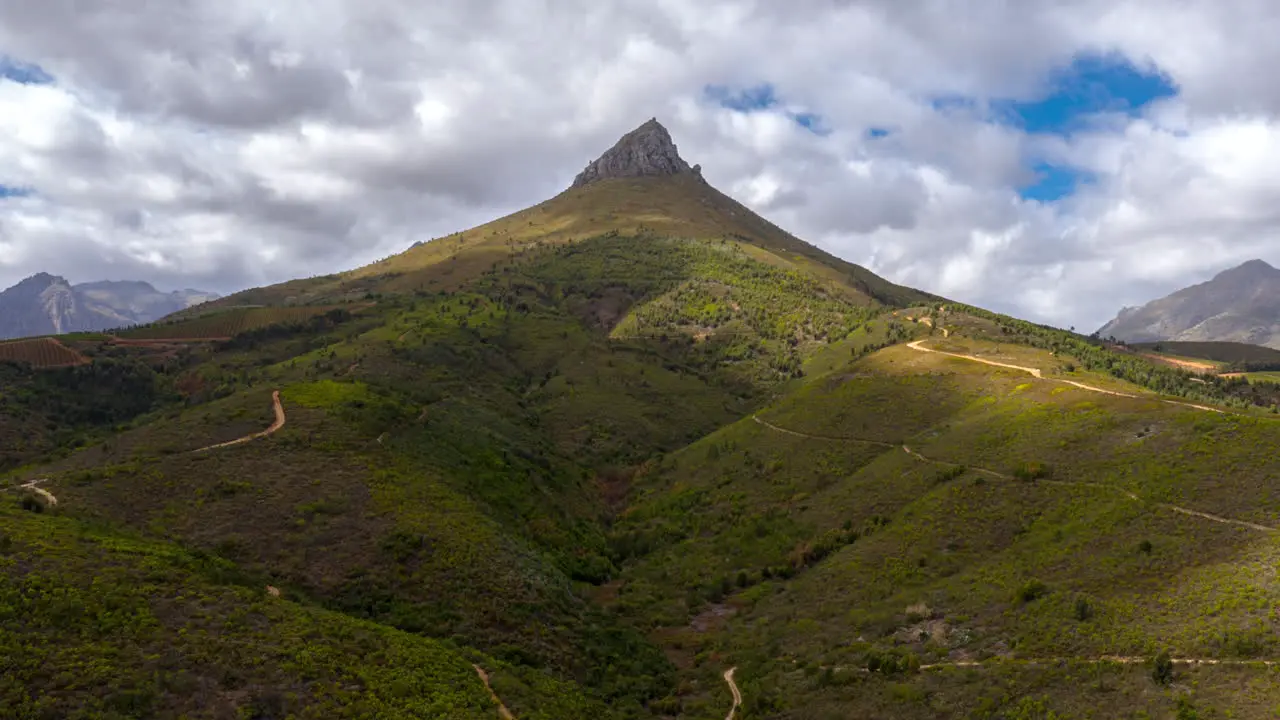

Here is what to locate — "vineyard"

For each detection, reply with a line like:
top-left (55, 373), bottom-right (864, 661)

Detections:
top-left (0, 338), bottom-right (89, 368)
top-left (116, 305), bottom-right (352, 340)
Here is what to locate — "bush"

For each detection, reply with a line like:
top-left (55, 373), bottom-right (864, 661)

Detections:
top-left (1012, 461), bottom-right (1052, 481)
top-left (1138, 539), bottom-right (1153, 554)
top-left (932, 465), bottom-right (966, 484)
top-left (1073, 596), bottom-right (1094, 621)
top-left (865, 648), bottom-right (921, 675)
top-left (1016, 579), bottom-right (1049, 604)
top-left (1152, 651), bottom-right (1174, 685)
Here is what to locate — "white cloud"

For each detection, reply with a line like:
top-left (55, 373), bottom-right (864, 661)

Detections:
top-left (0, 0), bottom-right (1279, 331)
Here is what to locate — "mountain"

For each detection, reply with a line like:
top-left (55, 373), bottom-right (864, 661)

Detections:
top-left (177, 119), bottom-right (932, 316)
top-left (0, 274), bottom-right (218, 340)
top-left (1097, 259), bottom-right (1280, 347)
top-left (7, 120), bottom-right (1280, 719)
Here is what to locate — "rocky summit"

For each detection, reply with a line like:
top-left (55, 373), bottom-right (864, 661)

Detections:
top-left (571, 118), bottom-right (703, 187)
top-left (1097, 258), bottom-right (1280, 347)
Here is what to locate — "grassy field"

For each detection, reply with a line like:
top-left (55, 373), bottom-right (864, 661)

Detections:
top-left (1132, 341), bottom-right (1280, 377)
top-left (1233, 371), bottom-right (1280, 384)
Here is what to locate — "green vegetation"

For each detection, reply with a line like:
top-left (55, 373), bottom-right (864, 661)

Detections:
top-left (7, 171), bottom-right (1280, 717)
top-left (0, 503), bottom-right (606, 719)
top-left (1134, 340), bottom-right (1280, 370)
top-left (118, 305), bottom-right (357, 340)
top-left (0, 356), bottom-right (181, 470)
top-left (946, 302), bottom-right (1280, 410)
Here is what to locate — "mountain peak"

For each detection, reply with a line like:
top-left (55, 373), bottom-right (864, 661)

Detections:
top-left (1214, 258), bottom-right (1279, 281)
top-left (1097, 257), bottom-right (1280, 346)
top-left (14, 272), bottom-right (66, 288)
top-left (571, 118), bottom-right (703, 188)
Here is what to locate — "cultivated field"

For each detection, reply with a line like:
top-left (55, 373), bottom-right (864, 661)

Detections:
top-left (0, 337), bottom-right (88, 368)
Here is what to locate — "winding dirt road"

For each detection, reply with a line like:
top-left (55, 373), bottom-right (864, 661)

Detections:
top-left (723, 667), bottom-right (742, 720)
top-left (906, 341), bottom-right (1225, 414)
top-left (472, 665), bottom-right (515, 720)
top-left (754, 416), bottom-right (1275, 533)
top-left (193, 390), bottom-right (286, 453)
top-left (753, 415), bottom-right (894, 447)
top-left (920, 655), bottom-right (1280, 671)
top-left (20, 478), bottom-right (57, 507)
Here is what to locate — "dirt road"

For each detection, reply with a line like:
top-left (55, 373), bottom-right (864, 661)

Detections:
top-left (1141, 353), bottom-right (1220, 373)
top-left (723, 667), bottom-right (742, 720)
top-left (907, 341), bottom-right (1224, 413)
top-left (21, 479), bottom-right (57, 507)
top-left (193, 390), bottom-right (286, 452)
top-left (754, 416), bottom-right (1274, 533)
top-left (472, 665), bottom-right (515, 720)
top-left (921, 655), bottom-right (1280, 670)
top-left (907, 340), bottom-right (1043, 378)
top-left (753, 415), bottom-right (894, 447)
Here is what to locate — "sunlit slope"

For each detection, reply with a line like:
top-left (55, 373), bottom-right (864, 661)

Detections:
top-left (608, 336), bottom-right (1280, 718)
top-left (189, 175), bottom-right (933, 313)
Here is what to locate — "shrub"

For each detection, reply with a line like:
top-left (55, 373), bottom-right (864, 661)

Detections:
top-left (1016, 579), bottom-right (1050, 604)
top-left (1073, 596), bottom-right (1094, 621)
top-left (1152, 651), bottom-right (1174, 685)
top-left (1012, 461), bottom-right (1052, 481)
top-left (932, 465), bottom-right (966, 484)
top-left (1138, 539), bottom-right (1154, 554)
top-left (865, 649), bottom-right (921, 675)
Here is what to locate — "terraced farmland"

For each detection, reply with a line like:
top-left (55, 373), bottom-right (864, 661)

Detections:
top-left (116, 305), bottom-right (353, 340)
top-left (0, 337), bottom-right (88, 368)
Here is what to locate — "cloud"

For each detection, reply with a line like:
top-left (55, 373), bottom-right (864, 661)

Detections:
top-left (0, 0), bottom-right (1278, 334)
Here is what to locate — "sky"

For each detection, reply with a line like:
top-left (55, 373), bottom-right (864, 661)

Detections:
top-left (2, 1), bottom-right (1280, 331)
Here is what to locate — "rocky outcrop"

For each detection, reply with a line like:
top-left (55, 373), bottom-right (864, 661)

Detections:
top-left (1097, 259), bottom-right (1280, 348)
top-left (0, 274), bottom-right (219, 340)
top-left (571, 118), bottom-right (703, 188)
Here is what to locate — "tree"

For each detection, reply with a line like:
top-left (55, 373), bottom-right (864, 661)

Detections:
top-left (1152, 651), bottom-right (1174, 685)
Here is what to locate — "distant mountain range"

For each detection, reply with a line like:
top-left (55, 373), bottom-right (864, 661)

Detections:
top-left (0, 273), bottom-right (218, 340)
top-left (1097, 259), bottom-right (1280, 348)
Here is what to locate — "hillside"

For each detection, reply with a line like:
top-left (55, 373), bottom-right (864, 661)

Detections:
top-left (0, 273), bottom-right (218, 340)
top-left (1098, 259), bottom-right (1280, 348)
top-left (0, 502), bottom-right (606, 719)
top-left (5, 119), bottom-right (1280, 718)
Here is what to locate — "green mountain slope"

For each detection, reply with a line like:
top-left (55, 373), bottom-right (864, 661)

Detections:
top-left (0, 503), bottom-right (605, 720)
top-left (606, 331), bottom-right (1280, 717)
top-left (6, 119), bottom-right (1280, 718)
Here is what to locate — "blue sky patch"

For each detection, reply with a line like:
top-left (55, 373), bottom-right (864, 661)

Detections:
top-left (867, 127), bottom-right (891, 138)
top-left (706, 83), bottom-right (779, 112)
top-left (929, 94), bottom-right (980, 114)
top-left (991, 52), bottom-right (1177, 135)
top-left (705, 82), bottom-right (829, 135)
top-left (0, 56), bottom-right (53, 85)
top-left (1019, 162), bottom-right (1095, 203)
top-left (0, 185), bottom-right (33, 199)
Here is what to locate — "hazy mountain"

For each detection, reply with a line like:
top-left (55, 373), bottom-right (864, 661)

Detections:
top-left (0, 273), bottom-right (218, 340)
top-left (1097, 259), bottom-right (1280, 348)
